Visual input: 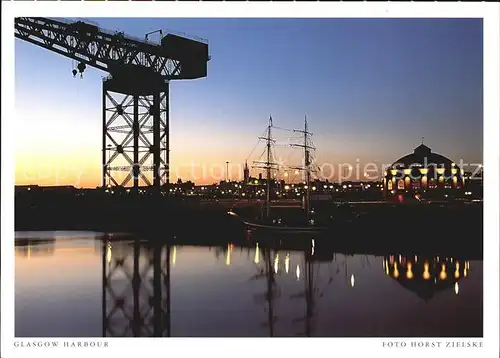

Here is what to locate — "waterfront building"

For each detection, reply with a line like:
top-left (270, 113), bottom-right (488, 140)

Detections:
top-left (384, 143), bottom-right (464, 200)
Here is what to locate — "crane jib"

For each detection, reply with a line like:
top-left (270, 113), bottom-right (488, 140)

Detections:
top-left (14, 17), bottom-right (209, 81)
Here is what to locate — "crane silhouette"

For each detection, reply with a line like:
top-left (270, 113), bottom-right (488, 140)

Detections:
top-left (15, 17), bottom-right (210, 191)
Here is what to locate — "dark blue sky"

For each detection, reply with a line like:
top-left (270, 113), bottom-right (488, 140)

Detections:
top-left (15, 18), bottom-right (483, 185)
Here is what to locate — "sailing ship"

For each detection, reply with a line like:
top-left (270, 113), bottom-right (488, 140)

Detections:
top-left (229, 115), bottom-right (351, 235)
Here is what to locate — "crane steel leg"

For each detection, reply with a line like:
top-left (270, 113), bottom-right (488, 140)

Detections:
top-left (101, 79), bottom-right (169, 191)
top-left (153, 92), bottom-right (161, 190)
top-left (102, 89), bottom-right (107, 188)
top-left (165, 83), bottom-right (170, 191)
top-left (133, 95), bottom-right (139, 191)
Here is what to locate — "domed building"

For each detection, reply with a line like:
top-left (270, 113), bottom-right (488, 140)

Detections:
top-left (384, 143), bottom-right (464, 200)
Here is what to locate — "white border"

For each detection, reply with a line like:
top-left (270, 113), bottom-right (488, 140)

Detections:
top-left (2, 2), bottom-right (499, 358)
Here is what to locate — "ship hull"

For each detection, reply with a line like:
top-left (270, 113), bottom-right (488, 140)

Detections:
top-left (229, 211), bottom-right (332, 235)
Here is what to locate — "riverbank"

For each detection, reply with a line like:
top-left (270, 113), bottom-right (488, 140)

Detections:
top-left (15, 194), bottom-right (483, 259)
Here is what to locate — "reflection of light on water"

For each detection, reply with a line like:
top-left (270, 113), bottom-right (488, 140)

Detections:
top-left (423, 262), bottom-right (430, 280)
top-left (172, 246), bottom-right (177, 266)
top-left (27, 244), bottom-right (32, 260)
top-left (106, 243), bottom-right (112, 264)
top-left (464, 267), bottom-right (468, 277)
top-left (350, 274), bottom-right (355, 287)
top-left (285, 253), bottom-right (290, 274)
top-left (455, 282), bottom-right (459, 295)
top-left (274, 253), bottom-right (279, 274)
top-left (440, 264), bottom-right (447, 280)
top-left (393, 262), bottom-right (399, 278)
top-left (254, 243), bottom-right (259, 264)
top-left (406, 262), bottom-right (413, 279)
top-left (454, 262), bottom-right (460, 279)
top-left (296, 265), bottom-right (300, 281)
top-left (383, 259), bottom-right (385, 270)
top-left (414, 255), bottom-right (418, 263)
top-left (466, 261), bottom-right (470, 270)
top-left (385, 260), bottom-right (389, 275)
top-left (226, 244), bottom-right (231, 266)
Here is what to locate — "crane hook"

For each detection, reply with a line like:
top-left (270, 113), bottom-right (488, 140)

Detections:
top-left (77, 62), bottom-right (86, 79)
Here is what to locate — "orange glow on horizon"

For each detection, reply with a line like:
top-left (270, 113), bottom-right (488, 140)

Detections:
top-left (15, 154), bottom-right (259, 187)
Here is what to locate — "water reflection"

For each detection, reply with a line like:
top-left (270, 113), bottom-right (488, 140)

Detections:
top-left (103, 241), bottom-right (171, 337)
top-left (15, 239), bottom-right (56, 258)
top-left (15, 232), bottom-right (483, 337)
top-left (101, 241), bottom-right (479, 337)
top-left (383, 254), bottom-right (469, 301)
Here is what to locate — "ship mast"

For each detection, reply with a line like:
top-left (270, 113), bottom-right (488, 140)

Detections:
top-left (304, 117), bottom-right (311, 217)
top-left (292, 115), bottom-right (314, 219)
top-left (254, 115), bottom-right (276, 220)
top-left (266, 117), bottom-right (272, 219)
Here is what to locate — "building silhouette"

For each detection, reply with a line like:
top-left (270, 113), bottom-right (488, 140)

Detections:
top-left (384, 143), bottom-right (465, 200)
top-left (243, 161), bottom-right (250, 183)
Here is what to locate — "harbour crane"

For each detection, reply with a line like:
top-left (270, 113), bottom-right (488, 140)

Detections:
top-left (15, 17), bottom-right (210, 191)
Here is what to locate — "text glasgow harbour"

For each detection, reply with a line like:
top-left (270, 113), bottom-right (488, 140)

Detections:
top-left (14, 340), bottom-right (109, 348)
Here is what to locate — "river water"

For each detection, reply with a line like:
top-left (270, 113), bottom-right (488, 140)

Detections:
top-left (15, 231), bottom-right (482, 337)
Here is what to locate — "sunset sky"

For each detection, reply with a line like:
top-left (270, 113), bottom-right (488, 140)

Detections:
top-left (15, 18), bottom-right (483, 187)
